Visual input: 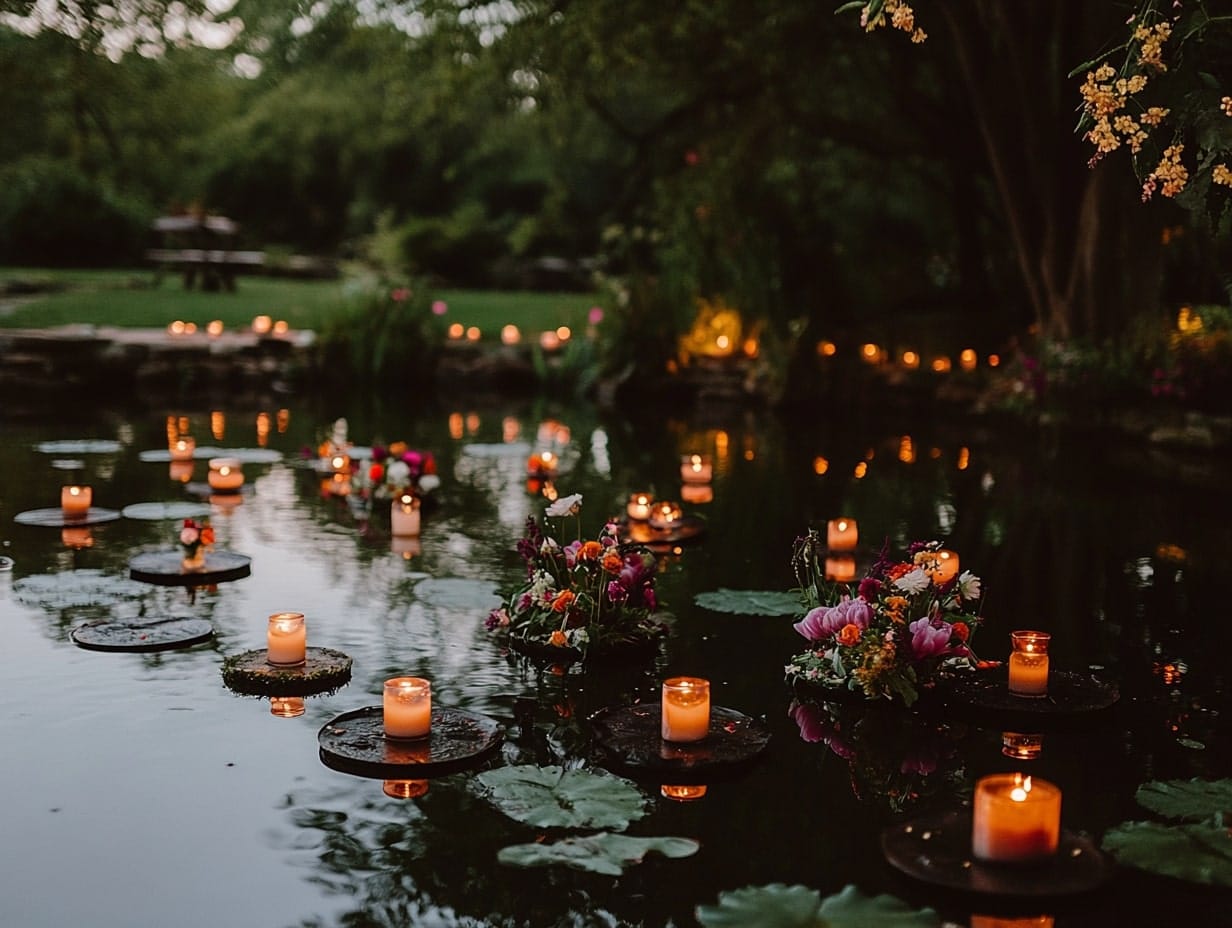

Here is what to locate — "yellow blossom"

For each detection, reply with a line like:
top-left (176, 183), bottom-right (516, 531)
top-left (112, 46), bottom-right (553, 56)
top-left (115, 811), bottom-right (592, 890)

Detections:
top-left (1135, 21), bottom-right (1171, 71)
top-left (1143, 144), bottom-right (1188, 200)
top-left (1141, 106), bottom-right (1169, 126)
top-left (1222, 97), bottom-right (1232, 117)
top-left (911, 27), bottom-right (926, 43)
top-left (1214, 165), bottom-right (1232, 187)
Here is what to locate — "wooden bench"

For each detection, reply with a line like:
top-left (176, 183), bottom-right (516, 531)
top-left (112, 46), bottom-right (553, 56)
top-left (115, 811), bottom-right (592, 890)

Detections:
top-left (145, 248), bottom-right (266, 292)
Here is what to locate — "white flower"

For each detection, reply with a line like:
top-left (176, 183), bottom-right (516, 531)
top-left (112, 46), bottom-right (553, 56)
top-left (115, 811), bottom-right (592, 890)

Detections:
top-left (540, 537), bottom-right (560, 556)
top-left (180, 526), bottom-right (199, 546)
top-left (546, 493), bottom-right (583, 517)
top-left (893, 567), bottom-right (930, 595)
top-left (957, 570), bottom-right (982, 601)
top-left (418, 474), bottom-right (441, 493)
top-left (386, 460), bottom-right (411, 485)
top-left (529, 570), bottom-right (553, 598)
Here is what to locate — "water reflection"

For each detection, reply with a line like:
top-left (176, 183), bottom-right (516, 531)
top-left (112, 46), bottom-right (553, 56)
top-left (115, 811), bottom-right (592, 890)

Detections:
top-left (1, 397), bottom-right (1230, 926)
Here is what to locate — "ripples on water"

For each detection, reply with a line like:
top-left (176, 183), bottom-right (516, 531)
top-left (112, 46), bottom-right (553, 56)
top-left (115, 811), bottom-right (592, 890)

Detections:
top-left (1, 397), bottom-right (1229, 927)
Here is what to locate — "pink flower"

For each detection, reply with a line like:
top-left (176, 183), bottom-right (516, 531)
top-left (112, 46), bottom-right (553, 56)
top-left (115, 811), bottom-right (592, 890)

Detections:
top-left (909, 617), bottom-right (958, 659)
top-left (789, 700), bottom-right (828, 743)
top-left (180, 526), bottom-right (200, 546)
top-left (588, 306), bottom-right (604, 325)
top-left (431, 300), bottom-right (448, 315)
top-left (794, 597), bottom-right (872, 641)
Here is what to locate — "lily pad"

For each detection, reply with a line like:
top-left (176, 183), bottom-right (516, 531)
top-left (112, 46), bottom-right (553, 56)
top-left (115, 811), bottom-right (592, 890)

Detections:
top-left (139, 447), bottom-right (283, 463)
top-left (1102, 820), bottom-right (1232, 887)
top-left (696, 883), bottom-right (939, 928)
top-left (121, 501), bottom-right (213, 521)
top-left (12, 569), bottom-right (148, 608)
top-left (460, 442), bottom-right (532, 458)
top-left (497, 833), bottom-right (699, 875)
top-left (36, 439), bottom-right (122, 454)
top-left (694, 589), bottom-right (803, 617)
top-left (50, 459), bottom-right (86, 470)
top-left (476, 764), bottom-right (646, 830)
top-left (1135, 778), bottom-right (1232, 822)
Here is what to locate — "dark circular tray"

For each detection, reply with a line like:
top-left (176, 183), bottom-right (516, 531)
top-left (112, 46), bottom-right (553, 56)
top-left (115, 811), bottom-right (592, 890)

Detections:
top-left (506, 627), bottom-right (665, 666)
top-left (120, 501), bottom-right (213, 521)
top-left (940, 667), bottom-right (1119, 729)
top-left (128, 550), bottom-right (252, 586)
top-left (221, 646), bottom-right (353, 696)
top-left (618, 515), bottom-right (707, 548)
top-left (71, 617), bottom-right (215, 652)
top-left (14, 507), bottom-right (122, 527)
top-left (318, 706), bottom-right (503, 779)
top-left (881, 808), bottom-right (1114, 898)
top-left (588, 703), bottom-right (772, 783)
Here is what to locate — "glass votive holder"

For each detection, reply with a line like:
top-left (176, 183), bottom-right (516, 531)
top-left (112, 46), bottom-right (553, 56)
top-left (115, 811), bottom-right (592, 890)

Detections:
top-left (680, 453), bottom-right (713, 484)
top-left (270, 696), bottom-right (306, 718)
top-left (383, 779), bottom-right (430, 799)
top-left (626, 492), bottom-right (653, 521)
top-left (266, 612), bottom-right (307, 667)
top-left (661, 676), bottom-right (711, 743)
top-left (61, 485), bottom-right (92, 518)
top-left (383, 677), bottom-right (432, 739)
top-left (649, 501), bottom-right (684, 531)
top-left (660, 784), bottom-right (708, 802)
top-left (1008, 630), bottom-right (1051, 697)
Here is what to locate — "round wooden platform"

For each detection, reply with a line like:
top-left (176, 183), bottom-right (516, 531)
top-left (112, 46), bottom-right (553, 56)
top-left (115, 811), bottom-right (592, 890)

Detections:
top-left (221, 646), bottom-right (353, 696)
top-left (71, 617), bottom-right (215, 653)
top-left (14, 507), bottom-right (122, 528)
top-left (317, 706), bottom-right (503, 779)
top-left (128, 550), bottom-right (252, 586)
top-left (940, 667), bottom-right (1120, 729)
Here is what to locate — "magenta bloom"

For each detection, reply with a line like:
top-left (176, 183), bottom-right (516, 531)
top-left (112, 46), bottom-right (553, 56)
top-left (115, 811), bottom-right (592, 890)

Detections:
top-left (432, 300), bottom-right (448, 315)
top-left (858, 577), bottom-right (882, 601)
top-left (909, 617), bottom-right (957, 659)
top-left (606, 580), bottom-right (628, 604)
top-left (794, 597), bottom-right (872, 641)
top-left (789, 700), bottom-right (828, 743)
top-left (588, 306), bottom-right (604, 325)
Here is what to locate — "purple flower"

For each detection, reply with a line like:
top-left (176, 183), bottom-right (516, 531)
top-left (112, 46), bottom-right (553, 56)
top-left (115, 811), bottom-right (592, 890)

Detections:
top-left (909, 617), bottom-right (956, 659)
top-left (793, 597), bottom-right (872, 641)
top-left (857, 577), bottom-right (881, 601)
top-left (606, 580), bottom-right (628, 604)
top-left (564, 539), bottom-right (582, 568)
top-left (588, 306), bottom-right (604, 325)
top-left (371, 444), bottom-right (388, 462)
top-left (642, 585), bottom-right (657, 612)
top-left (485, 607), bottom-right (510, 630)
top-left (789, 700), bottom-right (828, 743)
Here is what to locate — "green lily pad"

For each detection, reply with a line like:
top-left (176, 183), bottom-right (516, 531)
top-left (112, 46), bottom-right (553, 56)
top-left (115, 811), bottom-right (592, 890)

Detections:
top-left (12, 569), bottom-right (148, 609)
top-left (121, 501), bottom-right (213, 521)
top-left (695, 883), bottom-right (939, 928)
top-left (1135, 778), bottom-right (1232, 822)
top-left (694, 589), bottom-right (803, 617)
top-left (36, 439), bottom-right (122, 454)
top-left (476, 765), bottom-right (646, 830)
top-left (497, 832), bottom-right (699, 874)
top-left (1102, 820), bottom-right (1232, 887)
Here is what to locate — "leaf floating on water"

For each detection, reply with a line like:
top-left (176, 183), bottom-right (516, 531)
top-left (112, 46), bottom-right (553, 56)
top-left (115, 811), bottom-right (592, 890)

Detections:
top-left (13, 569), bottom-right (149, 609)
top-left (696, 882), bottom-right (940, 928)
top-left (497, 833), bottom-right (699, 874)
top-left (1135, 778), bottom-right (1232, 821)
top-left (476, 764), bottom-right (646, 830)
top-left (36, 439), bottom-right (123, 454)
top-left (694, 589), bottom-right (803, 617)
top-left (1102, 820), bottom-right (1232, 887)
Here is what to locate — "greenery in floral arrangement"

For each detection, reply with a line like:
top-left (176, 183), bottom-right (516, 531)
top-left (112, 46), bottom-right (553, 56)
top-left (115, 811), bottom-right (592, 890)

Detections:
top-left (785, 530), bottom-right (985, 706)
top-left (486, 493), bottom-right (665, 659)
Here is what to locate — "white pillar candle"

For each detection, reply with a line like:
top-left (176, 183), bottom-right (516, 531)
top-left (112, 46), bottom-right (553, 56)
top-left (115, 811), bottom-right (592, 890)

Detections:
top-left (680, 454), bottom-right (713, 484)
top-left (626, 492), bottom-right (653, 521)
top-left (826, 518), bottom-right (858, 551)
top-left (1008, 631), bottom-right (1051, 697)
top-left (170, 437), bottom-right (195, 461)
top-left (391, 494), bottom-right (421, 537)
top-left (266, 612), bottom-right (306, 666)
top-left (661, 677), bottom-right (710, 743)
top-left (208, 457), bottom-right (244, 492)
top-left (383, 677), bottom-right (432, 739)
top-left (971, 773), bottom-right (1062, 863)
top-left (61, 485), bottom-right (92, 518)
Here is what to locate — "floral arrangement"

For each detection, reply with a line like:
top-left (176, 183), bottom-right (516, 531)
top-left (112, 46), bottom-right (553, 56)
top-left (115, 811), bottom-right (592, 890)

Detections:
top-left (486, 493), bottom-right (665, 659)
top-left (180, 517), bottom-right (214, 559)
top-left (351, 442), bottom-right (440, 501)
top-left (785, 530), bottom-right (984, 706)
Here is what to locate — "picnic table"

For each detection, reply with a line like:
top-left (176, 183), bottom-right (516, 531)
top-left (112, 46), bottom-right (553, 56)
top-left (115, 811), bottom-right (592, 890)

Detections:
top-left (146, 215), bottom-right (265, 291)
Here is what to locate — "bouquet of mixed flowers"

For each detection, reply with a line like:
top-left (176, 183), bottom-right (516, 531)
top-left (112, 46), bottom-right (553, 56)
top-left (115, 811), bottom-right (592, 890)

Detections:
top-left (180, 516), bottom-right (214, 558)
top-left (785, 530), bottom-right (984, 706)
top-left (486, 493), bottom-right (666, 660)
top-left (351, 442), bottom-right (440, 501)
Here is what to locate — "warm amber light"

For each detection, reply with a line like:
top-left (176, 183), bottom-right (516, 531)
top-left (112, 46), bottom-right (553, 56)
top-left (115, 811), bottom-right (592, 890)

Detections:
top-left (168, 320), bottom-right (186, 335)
top-left (898, 435), bottom-right (915, 464)
top-left (987, 353), bottom-right (1001, 367)
top-left (465, 326), bottom-right (481, 341)
top-left (183, 322), bottom-right (198, 333)
top-left (270, 696), bottom-right (305, 718)
top-left (861, 342), bottom-right (880, 361)
top-left (660, 784), bottom-right (707, 802)
top-left (812, 456), bottom-right (829, 475)
top-left (252, 315), bottom-right (272, 335)
top-left (539, 330), bottom-right (561, 350)
top-left (207, 319), bottom-right (224, 337)
top-left (931, 356), bottom-right (952, 373)
top-left (853, 462), bottom-right (868, 478)
top-left (277, 408), bottom-right (290, 433)
top-left (383, 779), bottom-right (430, 799)
top-left (502, 417), bottom-right (520, 442)
top-left (901, 350), bottom-right (919, 369)
top-left (1002, 731), bottom-right (1044, 760)
top-left (817, 340), bottom-right (837, 357)
top-left (957, 447), bottom-right (970, 470)
top-left (465, 412), bottom-right (480, 434)
top-left (555, 325), bottom-right (572, 341)
top-left (448, 322), bottom-right (464, 339)
top-left (960, 348), bottom-right (978, 371)
top-left (272, 320), bottom-right (289, 335)
top-left (448, 412), bottom-right (464, 439)
top-left (211, 410), bottom-right (225, 440)
top-left (500, 324), bottom-right (521, 345)
top-left (715, 334), bottom-right (730, 351)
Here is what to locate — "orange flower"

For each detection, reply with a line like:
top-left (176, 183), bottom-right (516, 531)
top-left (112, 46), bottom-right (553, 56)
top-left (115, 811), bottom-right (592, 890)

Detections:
top-left (549, 629), bottom-right (568, 647)
top-left (952, 621), bottom-right (970, 642)
top-left (837, 623), bottom-right (862, 646)
top-left (200, 526), bottom-right (216, 546)
top-left (388, 441), bottom-right (408, 457)
top-left (602, 550), bottom-right (624, 573)
top-left (886, 562), bottom-right (913, 580)
top-left (551, 590), bottom-right (575, 613)
top-left (577, 541), bottom-right (604, 561)
top-left (884, 595), bottom-right (909, 623)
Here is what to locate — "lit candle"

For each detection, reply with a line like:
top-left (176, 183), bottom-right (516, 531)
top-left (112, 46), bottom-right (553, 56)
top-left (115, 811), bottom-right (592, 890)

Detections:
top-left (661, 677), bottom-right (710, 743)
top-left (924, 548), bottom-right (960, 584)
top-left (626, 492), bottom-right (654, 521)
top-left (1002, 731), bottom-right (1045, 760)
top-left (170, 437), bottom-right (195, 461)
top-left (971, 773), bottom-right (1062, 863)
top-left (391, 494), bottom-right (421, 537)
top-left (61, 485), bottom-right (92, 518)
top-left (383, 677), bottom-right (432, 739)
top-left (270, 696), bottom-right (305, 718)
top-left (383, 779), bottom-right (430, 799)
top-left (252, 314), bottom-right (273, 335)
top-left (824, 556), bottom-right (857, 583)
top-left (826, 518), bottom-right (858, 551)
top-left (328, 453), bottom-right (350, 474)
top-left (266, 612), bottom-right (307, 666)
top-left (970, 915), bottom-right (1055, 928)
top-left (649, 501), bottom-right (683, 531)
top-left (680, 483), bottom-right (714, 504)
top-left (680, 453), bottom-right (713, 484)
top-left (660, 784), bottom-right (708, 802)
top-left (207, 457), bottom-right (244, 492)
top-left (1008, 631), bottom-right (1051, 697)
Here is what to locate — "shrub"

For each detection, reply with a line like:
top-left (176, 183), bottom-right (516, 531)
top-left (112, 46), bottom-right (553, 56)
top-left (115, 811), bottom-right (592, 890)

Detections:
top-left (315, 281), bottom-right (446, 387)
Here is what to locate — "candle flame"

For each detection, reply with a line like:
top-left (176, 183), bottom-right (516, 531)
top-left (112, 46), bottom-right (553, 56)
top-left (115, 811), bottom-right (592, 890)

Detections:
top-left (1011, 774), bottom-right (1033, 801)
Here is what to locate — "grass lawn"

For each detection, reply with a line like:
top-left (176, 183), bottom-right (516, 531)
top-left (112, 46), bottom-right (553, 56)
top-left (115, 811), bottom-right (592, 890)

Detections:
top-left (0, 267), bottom-right (602, 339)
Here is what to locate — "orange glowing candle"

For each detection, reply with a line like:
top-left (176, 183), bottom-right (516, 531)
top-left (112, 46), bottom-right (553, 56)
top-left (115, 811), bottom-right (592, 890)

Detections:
top-left (61, 485), bottom-right (92, 518)
top-left (266, 612), bottom-right (307, 666)
top-left (383, 677), bottom-right (432, 739)
top-left (1008, 631), bottom-right (1051, 697)
top-left (661, 677), bottom-right (710, 743)
top-left (826, 518), bottom-right (858, 551)
top-left (971, 773), bottom-right (1061, 863)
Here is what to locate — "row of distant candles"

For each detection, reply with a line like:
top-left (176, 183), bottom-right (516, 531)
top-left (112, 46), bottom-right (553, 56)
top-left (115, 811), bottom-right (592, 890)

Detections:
top-left (447, 323), bottom-right (576, 350)
top-left (166, 315), bottom-right (291, 338)
top-left (817, 341), bottom-right (1001, 372)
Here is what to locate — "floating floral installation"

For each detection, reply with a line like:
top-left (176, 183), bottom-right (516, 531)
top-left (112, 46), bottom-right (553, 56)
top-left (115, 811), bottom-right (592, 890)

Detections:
top-left (785, 530), bottom-right (985, 706)
top-left (486, 493), bottom-right (666, 659)
top-left (352, 442), bottom-right (440, 501)
top-left (179, 516), bottom-right (214, 559)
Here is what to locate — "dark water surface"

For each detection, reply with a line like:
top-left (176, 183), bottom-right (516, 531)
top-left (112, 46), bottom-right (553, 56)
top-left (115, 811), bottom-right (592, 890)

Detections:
top-left (1, 393), bottom-right (1229, 927)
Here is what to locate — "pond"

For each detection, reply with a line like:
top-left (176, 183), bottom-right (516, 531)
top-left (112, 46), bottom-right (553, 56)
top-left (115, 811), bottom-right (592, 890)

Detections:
top-left (1, 390), bottom-right (1229, 927)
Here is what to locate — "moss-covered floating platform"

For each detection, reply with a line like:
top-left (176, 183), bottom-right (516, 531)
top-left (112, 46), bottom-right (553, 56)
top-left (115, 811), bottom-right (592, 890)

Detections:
top-left (221, 646), bottom-right (352, 696)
